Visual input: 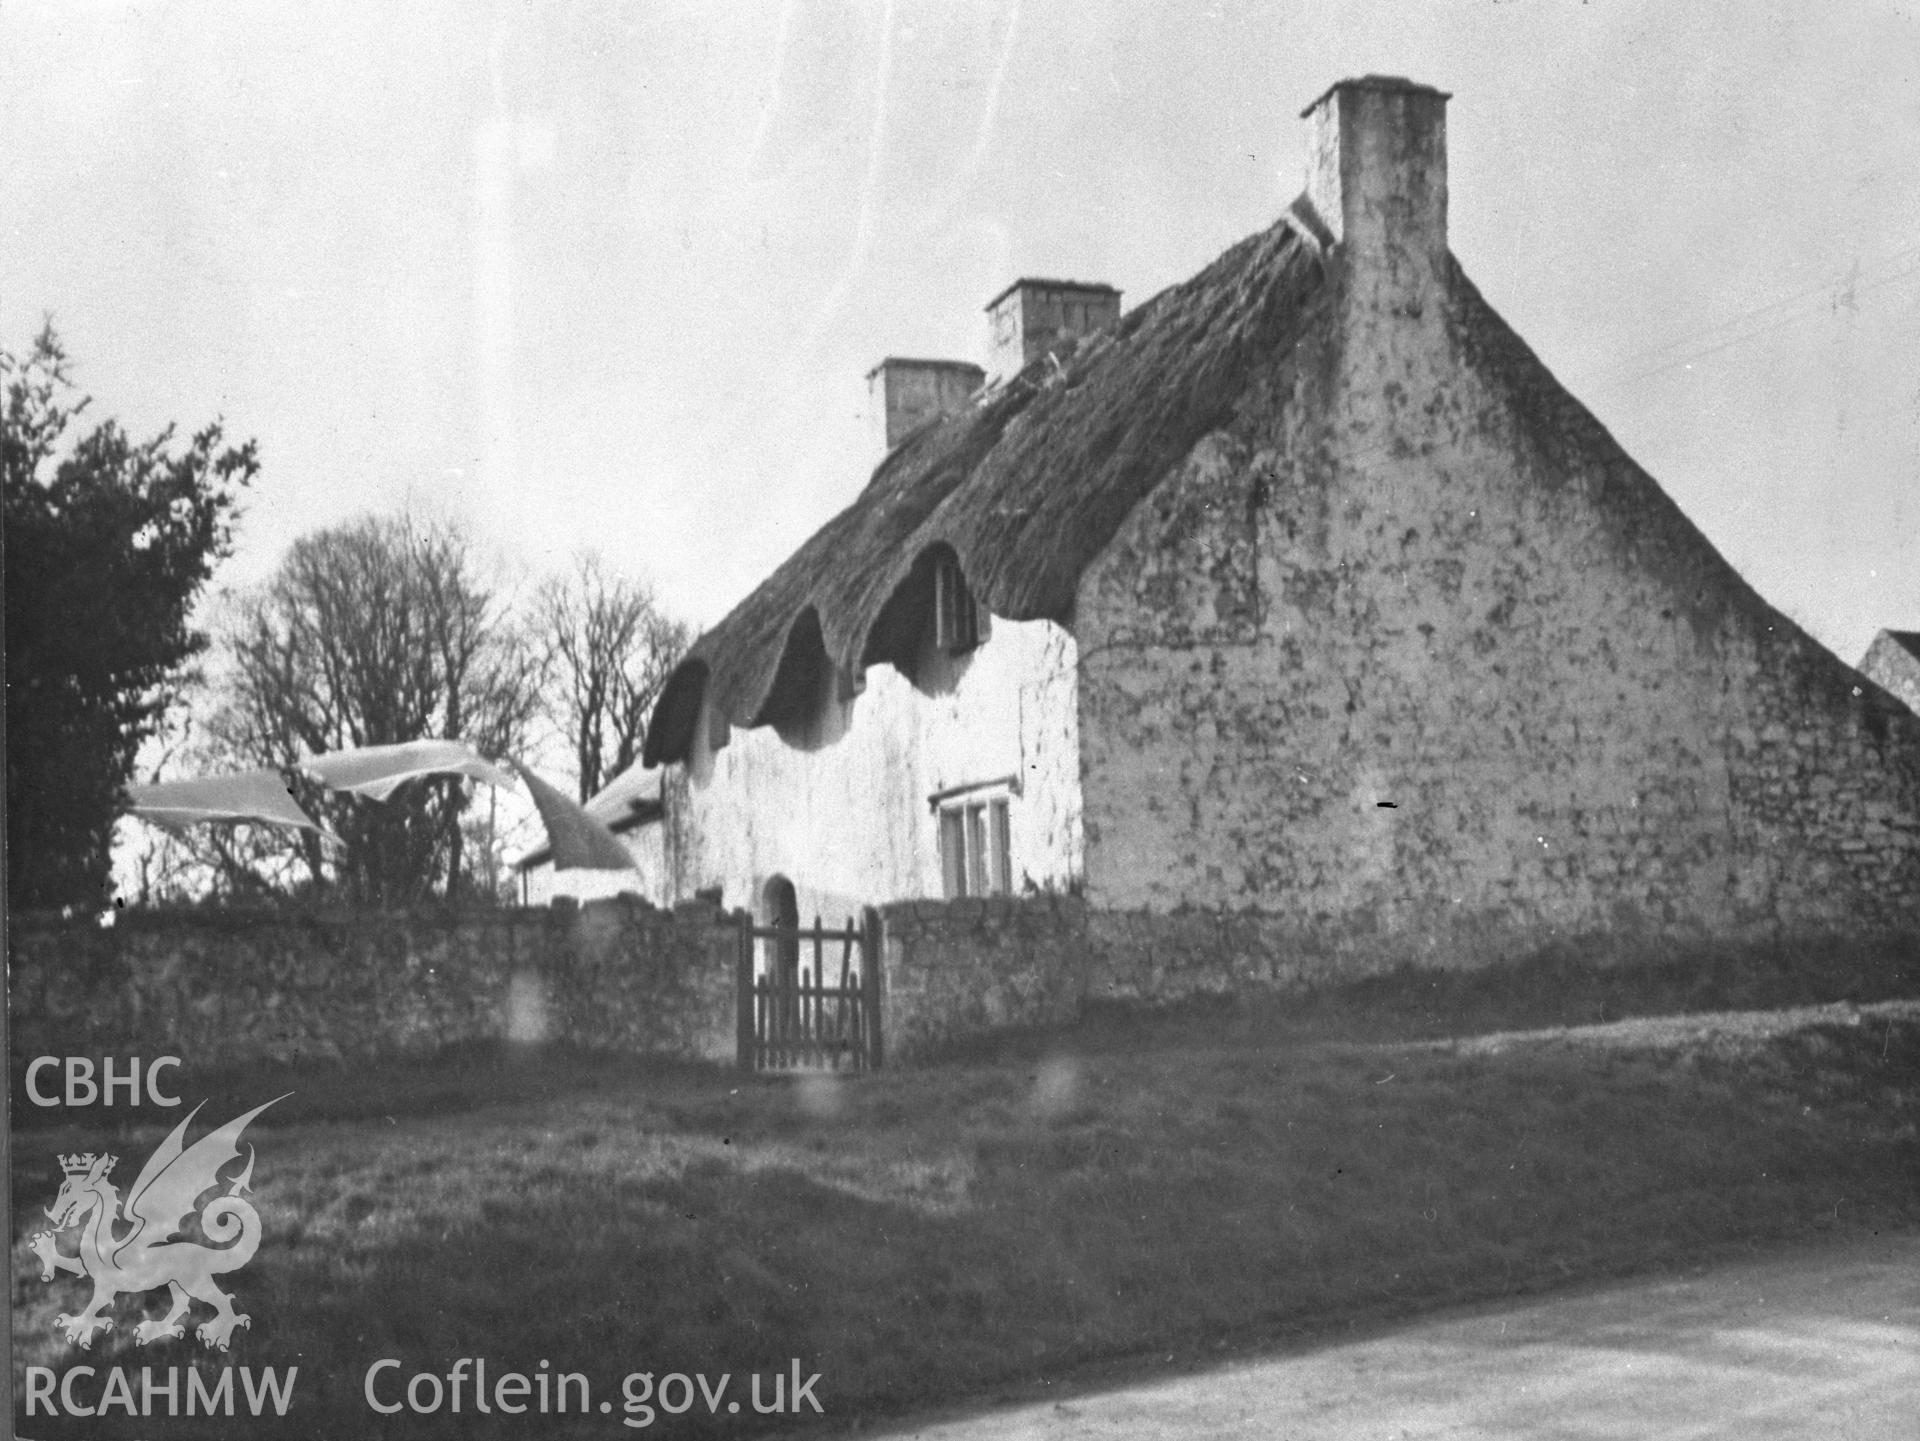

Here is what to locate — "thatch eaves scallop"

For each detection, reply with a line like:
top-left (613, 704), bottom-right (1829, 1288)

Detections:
top-left (642, 214), bottom-right (1327, 766)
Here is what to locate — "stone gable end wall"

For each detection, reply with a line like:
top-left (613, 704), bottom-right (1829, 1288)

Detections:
top-left (1076, 256), bottom-right (1920, 974)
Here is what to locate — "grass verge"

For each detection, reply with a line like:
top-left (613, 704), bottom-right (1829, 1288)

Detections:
top-left (12, 996), bottom-right (1920, 1439)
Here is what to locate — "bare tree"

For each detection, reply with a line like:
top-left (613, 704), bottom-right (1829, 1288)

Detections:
top-left (209, 512), bottom-right (541, 904)
top-left (536, 553), bottom-right (690, 802)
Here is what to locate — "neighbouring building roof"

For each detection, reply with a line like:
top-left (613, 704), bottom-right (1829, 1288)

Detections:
top-left (643, 215), bottom-right (1327, 765)
top-left (513, 763), bottom-right (665, 871)
top-left (1878, 630), bottom-right (1920, 663)
top-left (1860, 629), bottom-right (1920, 715)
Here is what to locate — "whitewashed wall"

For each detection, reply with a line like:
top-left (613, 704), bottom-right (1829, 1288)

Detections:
top-left (653, 616), bottom-right (1081, 922)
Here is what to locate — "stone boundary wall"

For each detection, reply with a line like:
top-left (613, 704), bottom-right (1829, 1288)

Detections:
top-left (7, 898), bottom-right (740, 1072)
top-left (18, 892), bottom-right (1908, 1076)
top-left (874, 895), bottom-right (1332, 1058)
top-left (875, 895), bottom-right (1440, 1060)
top-left (876, 895), bottom-right (1920, 1061)
top-left (878, 895), bottom-right (1093, 1060)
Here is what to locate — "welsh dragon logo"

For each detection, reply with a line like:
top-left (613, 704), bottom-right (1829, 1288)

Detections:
top-left (30, 1096), bottom-right (285, 1351)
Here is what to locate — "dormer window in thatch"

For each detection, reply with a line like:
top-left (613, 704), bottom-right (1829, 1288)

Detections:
top-left (934, 550), bottom-right (987, 655)
top-left (755, 608), bottom-right (847, 751)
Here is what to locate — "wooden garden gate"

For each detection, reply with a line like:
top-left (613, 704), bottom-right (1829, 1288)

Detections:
top-left (736, 910), bottom-right (883, 1071)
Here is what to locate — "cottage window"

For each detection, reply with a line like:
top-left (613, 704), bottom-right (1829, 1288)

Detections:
top-left (939, 794), bottom-right (1011, 898)
top-left (933, 551), bottom-right (986, 654)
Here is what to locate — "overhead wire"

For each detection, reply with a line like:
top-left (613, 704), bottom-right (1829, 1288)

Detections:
top-left (1587, 243), bottom-right (1920, 392)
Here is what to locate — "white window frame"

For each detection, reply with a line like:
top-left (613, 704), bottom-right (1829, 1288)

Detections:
top-left (936, 789), bottom-right (1012, 898)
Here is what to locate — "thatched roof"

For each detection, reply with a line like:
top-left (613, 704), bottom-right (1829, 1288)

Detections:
top-left (643, 213), bottom-right (1328, 765)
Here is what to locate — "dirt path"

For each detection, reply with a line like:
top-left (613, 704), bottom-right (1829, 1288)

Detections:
top-left (868, 1230), bottom-right (1919, 1440)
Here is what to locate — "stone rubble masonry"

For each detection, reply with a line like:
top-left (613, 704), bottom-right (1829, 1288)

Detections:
top-left (12, 888), bottom-right (1917, 1073)
top-left (8, 897), bottom-right (739, 1071)
top-left (1072, 226), bottom-right (1920, 961)
top-left (875, 895), bottom-right (1388, 1061)
top-left (879, 893), bottom-right (1094, 1059)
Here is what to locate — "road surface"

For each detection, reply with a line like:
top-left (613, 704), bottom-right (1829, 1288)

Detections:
top-left (869, 1231), bottom-right (1919, 1440)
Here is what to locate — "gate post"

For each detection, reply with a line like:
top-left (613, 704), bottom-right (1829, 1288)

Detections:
top-left (861, 907), bottom-right (885, 1071)
top-left (734, 912), bottom-right (755, 1071)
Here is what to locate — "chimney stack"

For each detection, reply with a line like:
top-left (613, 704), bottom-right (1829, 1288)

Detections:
top-left (985, 278), bottom-right (1122, 383)
top-left (1301, 76), bottom-right (1450, 271)
top-left (867, 358), bottom-right (986, 454)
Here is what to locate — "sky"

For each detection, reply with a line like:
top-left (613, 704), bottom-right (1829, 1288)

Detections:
top-left (4, 0), bottom-right (1918, 674)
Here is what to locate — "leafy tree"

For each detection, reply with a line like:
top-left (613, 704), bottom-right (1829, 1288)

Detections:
top-left (3, 324), bottom-right (254, 910)
top-left (536, 553), bottom-right (690, 802)
top-left (210, 511), bottom-right (540, 904)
